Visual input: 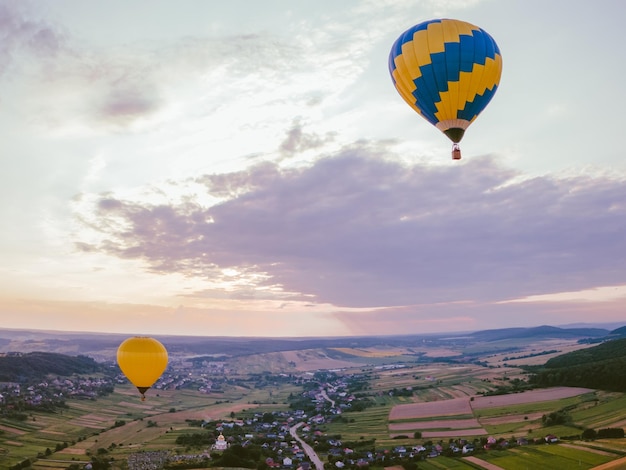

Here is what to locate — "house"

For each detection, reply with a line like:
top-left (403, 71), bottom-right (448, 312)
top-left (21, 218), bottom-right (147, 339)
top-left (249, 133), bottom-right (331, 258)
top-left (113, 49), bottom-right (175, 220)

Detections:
top-left (484, 436), bottom-right (497, 449)
top-left (394, 446), bottom-right (406, 456)
top-left (265, 457), bottom-right (281, 468)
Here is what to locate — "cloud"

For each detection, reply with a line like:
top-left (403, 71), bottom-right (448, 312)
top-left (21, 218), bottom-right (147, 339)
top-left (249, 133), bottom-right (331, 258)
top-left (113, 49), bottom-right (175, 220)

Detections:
top-left (0, 0), bottom-right (66, 76)
top-left (2, 4), bottom-right (341, 132)
top-left (279, 120), bottom-right (336, 158)
top-left (0, 1), bottom-right (403, 140)
top-left (77, 143), bottom-right (626, 310)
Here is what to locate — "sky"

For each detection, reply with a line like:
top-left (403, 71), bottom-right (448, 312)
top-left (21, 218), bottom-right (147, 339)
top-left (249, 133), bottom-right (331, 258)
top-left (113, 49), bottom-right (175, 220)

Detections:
top-left (1, 0), bottom-right (625, 338)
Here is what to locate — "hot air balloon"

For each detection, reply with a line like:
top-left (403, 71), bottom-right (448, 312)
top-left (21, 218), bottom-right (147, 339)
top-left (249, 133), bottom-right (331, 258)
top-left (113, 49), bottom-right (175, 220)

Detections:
top-left (116, 336), bottom-right (168, 401)
top-left (388, 18), bottom-right (502, 160)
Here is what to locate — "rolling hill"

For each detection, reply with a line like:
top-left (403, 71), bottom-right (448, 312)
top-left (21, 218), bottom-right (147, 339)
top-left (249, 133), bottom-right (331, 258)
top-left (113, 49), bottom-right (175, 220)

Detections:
top-left (0, 351), bottom-right (105, 381)
top-left (528, 336), bottom-right (626, 392)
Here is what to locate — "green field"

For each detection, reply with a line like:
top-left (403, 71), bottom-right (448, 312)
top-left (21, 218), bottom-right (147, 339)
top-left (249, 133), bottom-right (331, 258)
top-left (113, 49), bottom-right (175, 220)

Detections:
top-left (571, 393), bottom-right (626, 428)
top-left (479, 445), bottom-right (615, 470)
top-left (472, 396), bottom-right (585, 419)
top-left (323, 402), bottom-right (393, 442)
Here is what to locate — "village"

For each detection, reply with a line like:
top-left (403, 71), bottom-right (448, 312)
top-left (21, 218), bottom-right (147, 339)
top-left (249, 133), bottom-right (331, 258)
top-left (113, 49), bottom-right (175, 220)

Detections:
top-left (123, 369), bottom-right (565, 469)
top-left (0, 353), bottom-right (593, 469)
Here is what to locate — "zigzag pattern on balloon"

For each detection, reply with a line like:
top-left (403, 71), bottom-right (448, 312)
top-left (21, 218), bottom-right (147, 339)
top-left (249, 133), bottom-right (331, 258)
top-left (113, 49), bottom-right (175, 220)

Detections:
top-left (389, 18), bottom-right (502, 134)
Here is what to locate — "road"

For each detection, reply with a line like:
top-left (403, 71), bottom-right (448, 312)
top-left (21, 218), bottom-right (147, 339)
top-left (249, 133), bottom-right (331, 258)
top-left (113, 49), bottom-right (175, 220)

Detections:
top-left (290, 422), bottom-right (325, 470)
top-left (320, 389), bottom-right (335, 408)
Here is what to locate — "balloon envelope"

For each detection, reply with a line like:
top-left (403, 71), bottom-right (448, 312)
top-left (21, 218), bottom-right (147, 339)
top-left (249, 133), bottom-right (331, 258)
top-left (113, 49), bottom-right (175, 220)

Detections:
top-left (388, 18), bottom-right (502, 147)
top-left (116, 336), bottom-right (168, 400)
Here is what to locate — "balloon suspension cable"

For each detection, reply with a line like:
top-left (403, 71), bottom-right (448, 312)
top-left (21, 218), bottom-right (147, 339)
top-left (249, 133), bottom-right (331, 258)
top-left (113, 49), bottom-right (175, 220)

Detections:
top-left (137, 386), bottom-right (150, 401)
top-left (452, 143), bottom-right (461, 160)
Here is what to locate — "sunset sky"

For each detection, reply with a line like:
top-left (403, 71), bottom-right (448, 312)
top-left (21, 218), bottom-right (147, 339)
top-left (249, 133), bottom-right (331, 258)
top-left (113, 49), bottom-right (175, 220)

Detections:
top-left (1, 0), bottom-right (625, 338)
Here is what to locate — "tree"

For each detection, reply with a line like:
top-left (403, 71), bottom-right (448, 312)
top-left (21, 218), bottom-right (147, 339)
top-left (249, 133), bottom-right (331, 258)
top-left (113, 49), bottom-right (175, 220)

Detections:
top-left (89, 456), bottom-right (111, 470)
top-left (542, 410), bottom-right (571, 427)
top-left (598, 428), bottom-right (625, 438)
top-left (582, 428), bottom-right (597, 440)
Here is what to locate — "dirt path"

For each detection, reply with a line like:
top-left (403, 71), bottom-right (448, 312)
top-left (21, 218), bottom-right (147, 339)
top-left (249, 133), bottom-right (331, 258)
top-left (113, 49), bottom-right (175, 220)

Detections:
top-left (560, 443), bottom-right (616, 457)
top-left (463, 456), bottom-right (505, 470)
top-left (590, 456), bottom-right (626, 469)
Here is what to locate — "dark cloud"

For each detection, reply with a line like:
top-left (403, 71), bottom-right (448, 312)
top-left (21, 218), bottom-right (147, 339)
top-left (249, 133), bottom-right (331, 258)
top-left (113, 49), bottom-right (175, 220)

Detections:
top-left (80, 147), bottom-right (626, 308)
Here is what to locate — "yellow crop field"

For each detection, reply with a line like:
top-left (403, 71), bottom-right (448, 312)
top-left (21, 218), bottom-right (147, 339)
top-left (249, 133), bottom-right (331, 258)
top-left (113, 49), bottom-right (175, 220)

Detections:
top-left (330, 347), bottom-right (408, 358)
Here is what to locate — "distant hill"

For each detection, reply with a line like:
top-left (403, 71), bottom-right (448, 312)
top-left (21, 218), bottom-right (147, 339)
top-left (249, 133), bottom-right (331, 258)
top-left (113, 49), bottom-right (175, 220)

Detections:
top-left (528, 337), bottom-right (626, 392)
top-left (0, 324), bottom-right (622, 362)
top-left (610, 325), bottom-right (626, 337)
top-left (0, 352), bottom-right (105, 382)
top-left (468, 325), bottom-right (609, 342)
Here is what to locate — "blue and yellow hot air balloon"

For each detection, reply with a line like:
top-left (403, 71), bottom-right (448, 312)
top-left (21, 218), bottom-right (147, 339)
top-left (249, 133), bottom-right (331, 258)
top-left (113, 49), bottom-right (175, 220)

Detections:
top-left (389, 19), bottom-right (502, 160)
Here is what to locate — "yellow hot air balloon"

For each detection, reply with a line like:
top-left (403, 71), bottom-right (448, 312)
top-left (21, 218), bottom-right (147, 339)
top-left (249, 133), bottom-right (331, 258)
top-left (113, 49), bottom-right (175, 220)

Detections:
top-left (116, 336), bottom-right (168, 401)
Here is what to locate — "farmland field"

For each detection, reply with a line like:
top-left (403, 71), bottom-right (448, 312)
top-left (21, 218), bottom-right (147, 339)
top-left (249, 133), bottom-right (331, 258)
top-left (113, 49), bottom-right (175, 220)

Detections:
top-left (2, 330), bottom-right (626, 469)
top-left (479, 445), bottom-right (616, 469)
top-left (387, 387), bottom-right (599, 439)
top-left (1, 384), bottom-right (265, 469)
top-left (471, 387), bottom-right (595, 409)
